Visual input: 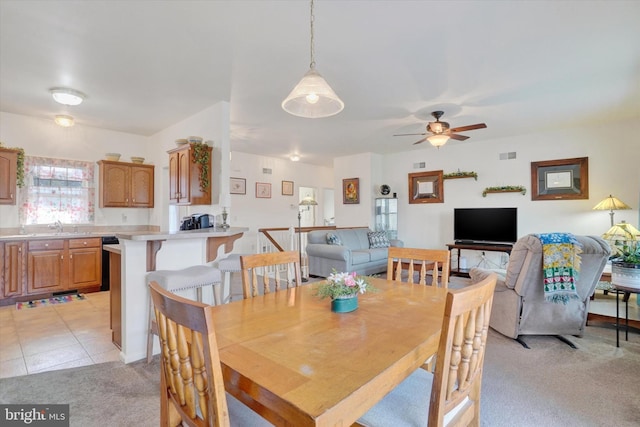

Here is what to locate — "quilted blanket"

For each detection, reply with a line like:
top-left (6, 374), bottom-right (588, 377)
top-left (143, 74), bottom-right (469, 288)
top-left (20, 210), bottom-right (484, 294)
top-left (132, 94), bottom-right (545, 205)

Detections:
top-left (536, 233), bottom-right (582, 304)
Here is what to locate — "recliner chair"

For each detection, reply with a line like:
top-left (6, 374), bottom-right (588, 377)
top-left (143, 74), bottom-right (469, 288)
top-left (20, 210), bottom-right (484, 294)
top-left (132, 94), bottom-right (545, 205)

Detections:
top-left (469, 234), bottom-right (610, 347)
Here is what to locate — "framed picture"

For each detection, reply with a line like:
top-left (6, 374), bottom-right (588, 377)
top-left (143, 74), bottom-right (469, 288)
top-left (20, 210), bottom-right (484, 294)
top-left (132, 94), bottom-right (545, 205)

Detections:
top-left (531, 157), bottom-right (588, 201)
top-left (256, 182), bottom-right (271, 199)
top-left (342, 178), bottom-right (360, 204)
top-left (282, 180), bottom-right (294, 196)
top-left (408, 170), bottom-right (444, 204)
top-left (230, 177), bottom-right (246, 195)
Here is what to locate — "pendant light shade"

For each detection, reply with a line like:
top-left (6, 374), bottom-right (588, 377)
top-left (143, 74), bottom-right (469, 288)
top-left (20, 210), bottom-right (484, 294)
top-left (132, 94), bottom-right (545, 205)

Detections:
top-left (282, 68), bottom-right (344, 118)
top-left (282, 0), bottom-right (344, 118)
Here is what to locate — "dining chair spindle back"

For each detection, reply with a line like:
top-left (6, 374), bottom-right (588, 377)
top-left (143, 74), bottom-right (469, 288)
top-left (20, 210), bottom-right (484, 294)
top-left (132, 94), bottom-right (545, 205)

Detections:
top-left (387, 247), bottom-right (451, 287)
top-left (357, 273), bottom-right (497, 427)
top-left (240, 251), bottom-right (302, 299)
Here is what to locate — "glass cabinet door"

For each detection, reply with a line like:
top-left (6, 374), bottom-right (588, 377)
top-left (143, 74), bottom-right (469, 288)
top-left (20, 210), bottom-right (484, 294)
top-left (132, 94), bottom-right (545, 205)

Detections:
top-left (375, 198), bottom-right (398, 240)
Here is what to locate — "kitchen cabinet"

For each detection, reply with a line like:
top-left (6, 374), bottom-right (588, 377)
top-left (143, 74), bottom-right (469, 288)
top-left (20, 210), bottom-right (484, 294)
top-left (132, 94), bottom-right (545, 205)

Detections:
top-left (0, 147), bottom-right (18, 205)
top-left (168, 143), bottom-right (212, 205)
top-left (27, 239), bottom-right (66, 294)
top-left (1, 241), bottom-right (27, 298)
top-left (97, 160), bottom-right (154, 208)
top-left (26, 237), bottom-right (102, 295)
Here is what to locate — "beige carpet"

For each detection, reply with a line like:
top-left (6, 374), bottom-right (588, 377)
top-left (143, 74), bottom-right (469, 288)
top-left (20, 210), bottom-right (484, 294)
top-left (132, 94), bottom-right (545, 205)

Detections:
top-left (1, 325), bottom-right (637, 426)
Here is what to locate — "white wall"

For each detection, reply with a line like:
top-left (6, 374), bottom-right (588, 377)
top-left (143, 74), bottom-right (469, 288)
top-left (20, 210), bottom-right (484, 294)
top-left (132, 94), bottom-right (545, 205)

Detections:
top-left (338, 118), bottom-right (639, 267)
top-left (333, 152), bottom-right (380, 228)
top-left (229, 151), bottom-right (333, 253)
top-left (0, 111), bottom-right (151, 227)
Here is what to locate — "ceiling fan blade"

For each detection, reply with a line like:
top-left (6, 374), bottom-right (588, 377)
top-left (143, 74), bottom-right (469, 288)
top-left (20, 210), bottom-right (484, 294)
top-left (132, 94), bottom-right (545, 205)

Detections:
top-left (449, 133), bottom-right (470, 141)
top-left (448, 123), bottom-right (487, 133)
top-left (412, 137), bottom-right (428, 145)
top-left (393, 133), bottom-right (427, 137)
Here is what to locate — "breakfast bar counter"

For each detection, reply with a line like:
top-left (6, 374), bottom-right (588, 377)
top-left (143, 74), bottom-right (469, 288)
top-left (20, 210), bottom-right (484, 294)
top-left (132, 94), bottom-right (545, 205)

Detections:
top-left (115, 227), bottom-right (248, 362)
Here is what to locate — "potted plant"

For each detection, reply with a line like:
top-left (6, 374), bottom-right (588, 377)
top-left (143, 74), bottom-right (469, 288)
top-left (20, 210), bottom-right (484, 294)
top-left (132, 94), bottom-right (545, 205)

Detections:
top-left (603, 221), bottom-right (640, 290)
top-left (315, 270), bottom-right (376, 313)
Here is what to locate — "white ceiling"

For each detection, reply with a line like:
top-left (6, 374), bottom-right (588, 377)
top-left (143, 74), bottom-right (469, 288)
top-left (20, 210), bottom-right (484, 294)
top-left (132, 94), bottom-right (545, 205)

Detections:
top-left (1, 1), bottom-right (639, 167)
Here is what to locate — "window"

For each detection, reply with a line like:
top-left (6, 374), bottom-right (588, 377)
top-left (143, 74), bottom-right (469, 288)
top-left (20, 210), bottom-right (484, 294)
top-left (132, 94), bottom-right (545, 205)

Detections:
top-left (19, 156), bottom-right (95, 225)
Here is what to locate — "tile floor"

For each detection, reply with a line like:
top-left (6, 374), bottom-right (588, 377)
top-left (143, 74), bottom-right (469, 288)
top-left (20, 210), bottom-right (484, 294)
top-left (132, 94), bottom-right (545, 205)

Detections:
top-left (0, 291), bottom-right (121, 379)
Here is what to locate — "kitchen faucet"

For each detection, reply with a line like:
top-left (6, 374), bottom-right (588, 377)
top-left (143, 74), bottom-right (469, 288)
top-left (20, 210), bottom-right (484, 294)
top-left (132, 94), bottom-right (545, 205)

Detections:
top-left (48, 220), bottom-right (63, 233)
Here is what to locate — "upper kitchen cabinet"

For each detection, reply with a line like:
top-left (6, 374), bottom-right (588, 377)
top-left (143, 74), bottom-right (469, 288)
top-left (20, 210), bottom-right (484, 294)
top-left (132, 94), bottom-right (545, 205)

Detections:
top-left (168, 143), bottom-right (212, 205)
top-left (0, 147), bottom-right (19, 205)
top-left (97, 160), bottom-right (154, 208)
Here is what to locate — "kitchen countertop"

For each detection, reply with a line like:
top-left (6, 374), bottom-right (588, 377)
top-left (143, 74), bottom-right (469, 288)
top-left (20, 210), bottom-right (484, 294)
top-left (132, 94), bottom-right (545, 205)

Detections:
top-left (102, 243), bottom-right (122, 254)
top-left (115, 227), bottom-right (248, 241)
top-left (0, 232), bottom-right (110, 241)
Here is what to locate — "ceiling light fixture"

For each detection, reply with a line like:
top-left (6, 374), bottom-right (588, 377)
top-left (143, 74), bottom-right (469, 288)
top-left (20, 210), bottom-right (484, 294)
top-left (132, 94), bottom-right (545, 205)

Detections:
top-left (290, 155), bottom-right (300, 162)
top-left (50, 87), bottom-right (85, 106)
top-left (54, 115), bottom-right (74, 127)
top-left (282, 0), bottom-right (344, 118)
top-left (427, 134), bottom-right (450, 147)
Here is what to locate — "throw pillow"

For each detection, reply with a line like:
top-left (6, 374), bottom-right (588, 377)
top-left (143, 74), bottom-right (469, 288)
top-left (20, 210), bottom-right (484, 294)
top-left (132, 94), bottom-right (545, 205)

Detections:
top-left (368, 231), bottom-right (390, 249)
top-left (326, 233), bottom-right (342, 245)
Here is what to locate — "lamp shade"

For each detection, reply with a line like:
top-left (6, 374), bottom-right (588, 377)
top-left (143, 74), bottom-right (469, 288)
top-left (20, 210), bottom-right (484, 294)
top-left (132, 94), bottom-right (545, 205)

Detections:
top-left (282, 68), bottom-right (344, 118)
top-left (602, 221), bottom-right (640, 259)
top-left (593, 195), bottom-right (631, 211)
top-left (427, 134), bottom-right (450, 147)
top-left (299, 197), bottom-right (318, 206)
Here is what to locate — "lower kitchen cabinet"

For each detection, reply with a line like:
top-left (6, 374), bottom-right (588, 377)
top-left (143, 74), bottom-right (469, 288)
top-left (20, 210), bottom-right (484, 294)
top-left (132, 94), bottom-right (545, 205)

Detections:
top-left (1, 241), bottom-right (27, 298)
top-left (0, 237), bottom-right (102, 305)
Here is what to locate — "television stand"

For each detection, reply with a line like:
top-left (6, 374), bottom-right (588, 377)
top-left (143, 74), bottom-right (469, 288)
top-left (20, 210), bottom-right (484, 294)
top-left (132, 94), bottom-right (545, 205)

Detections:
top-left (446, 242), bottom-right (514, 277)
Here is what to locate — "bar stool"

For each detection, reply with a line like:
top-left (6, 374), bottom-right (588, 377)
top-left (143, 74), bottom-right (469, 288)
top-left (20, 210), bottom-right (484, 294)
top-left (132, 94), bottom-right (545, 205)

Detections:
top-left (216, 254), bottom-right (245, 304)
top-left (146, 265), bottom-right (222, 363)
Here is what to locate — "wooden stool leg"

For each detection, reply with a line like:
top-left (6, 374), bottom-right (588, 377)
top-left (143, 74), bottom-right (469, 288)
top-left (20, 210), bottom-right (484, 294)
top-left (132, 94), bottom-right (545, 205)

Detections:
top-left (147, 300), bottom-right (156, 364)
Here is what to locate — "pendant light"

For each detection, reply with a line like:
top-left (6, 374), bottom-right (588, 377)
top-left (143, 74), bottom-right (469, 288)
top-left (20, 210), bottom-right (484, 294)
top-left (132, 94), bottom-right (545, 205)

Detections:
top-left (282, 0), bottom-right (344, 118)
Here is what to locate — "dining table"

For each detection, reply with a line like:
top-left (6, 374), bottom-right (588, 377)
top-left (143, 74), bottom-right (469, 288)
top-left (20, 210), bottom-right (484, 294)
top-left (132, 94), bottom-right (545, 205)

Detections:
top-left (210, 277), bottom-right (448, 427)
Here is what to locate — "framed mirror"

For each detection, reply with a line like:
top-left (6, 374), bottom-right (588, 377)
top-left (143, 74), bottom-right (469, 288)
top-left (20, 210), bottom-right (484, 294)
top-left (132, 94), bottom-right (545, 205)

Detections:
top-left (531, 157), bottom-right (588, 201)
top-left (408, 170), bottom-right (444, 204)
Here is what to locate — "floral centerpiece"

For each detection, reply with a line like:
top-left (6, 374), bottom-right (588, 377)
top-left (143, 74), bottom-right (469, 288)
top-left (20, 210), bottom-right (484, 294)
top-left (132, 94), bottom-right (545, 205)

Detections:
top-left (315, 271), bottom-right (376, 313)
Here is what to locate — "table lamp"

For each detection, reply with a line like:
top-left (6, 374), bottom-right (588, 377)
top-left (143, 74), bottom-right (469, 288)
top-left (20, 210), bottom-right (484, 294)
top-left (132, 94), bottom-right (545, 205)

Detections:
top-left (220, 193), bottom-right (231, 228)
top-left (602, 220), bottom-right (640, 261)
top-left (593, 195), bottom-right (631, 227)
top-left (298, 197), bottom-right (318, 282)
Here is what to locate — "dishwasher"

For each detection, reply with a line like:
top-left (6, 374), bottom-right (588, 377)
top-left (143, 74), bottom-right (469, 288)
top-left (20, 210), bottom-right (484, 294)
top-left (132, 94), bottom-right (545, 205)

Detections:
top-left (101, 236), bottom-right (119, 291)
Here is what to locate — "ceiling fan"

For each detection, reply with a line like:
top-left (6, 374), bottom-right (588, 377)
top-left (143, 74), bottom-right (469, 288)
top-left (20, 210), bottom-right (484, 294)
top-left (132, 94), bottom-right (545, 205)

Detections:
top-left (394, 111), bottom-right (487, 147)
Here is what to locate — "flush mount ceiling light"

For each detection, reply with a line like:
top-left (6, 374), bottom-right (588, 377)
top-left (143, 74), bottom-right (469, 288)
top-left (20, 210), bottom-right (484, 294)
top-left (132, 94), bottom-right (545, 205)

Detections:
top-left (50, 87), bottom-right (85, 106)
top-left (54, 115), bottom-right (74, 127)
top-left (282, 0), bottom-right (344, 118)
top-left (290, 154), bottom-right (300, 162)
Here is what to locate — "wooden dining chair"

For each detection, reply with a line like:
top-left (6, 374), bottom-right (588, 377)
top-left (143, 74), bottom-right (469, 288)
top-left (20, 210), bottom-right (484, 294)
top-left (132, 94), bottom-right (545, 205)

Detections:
top-left (357, 273), bottom-right (497, 427)
top-left (240, 251), bottom-right (302, 299)
top-left (148, 281), bottom-right (272, 427)
top-left (387, 246), bottom-right (451, 287)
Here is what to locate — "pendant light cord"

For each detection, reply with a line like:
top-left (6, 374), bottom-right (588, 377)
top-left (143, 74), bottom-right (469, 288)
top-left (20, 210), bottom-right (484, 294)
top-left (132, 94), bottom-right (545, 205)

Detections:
top-left (309, 0), bottom-right (315, 69)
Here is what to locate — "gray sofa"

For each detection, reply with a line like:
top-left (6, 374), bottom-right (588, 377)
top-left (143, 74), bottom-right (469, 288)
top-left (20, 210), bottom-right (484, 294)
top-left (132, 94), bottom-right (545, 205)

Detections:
top-left (306, 228), bottom-right (403, 277)
top-left (469, 234), bottom-right (610, 344)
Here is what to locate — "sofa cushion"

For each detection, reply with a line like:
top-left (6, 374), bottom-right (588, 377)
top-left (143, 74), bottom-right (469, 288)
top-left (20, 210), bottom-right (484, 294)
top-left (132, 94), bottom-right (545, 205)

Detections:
top-left (351, 250), bottom-right (372, 265)
top-left (326, 232), bottom-right (342, 245)
top-left (369, 248), bottom-right (389, 262)
top-left (368, 231), bottom-right (390, 249)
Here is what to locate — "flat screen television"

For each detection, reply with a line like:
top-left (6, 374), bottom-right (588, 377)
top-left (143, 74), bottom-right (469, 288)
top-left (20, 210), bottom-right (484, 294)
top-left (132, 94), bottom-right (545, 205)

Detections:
top-left (453, 208), bottom-right (517, 245)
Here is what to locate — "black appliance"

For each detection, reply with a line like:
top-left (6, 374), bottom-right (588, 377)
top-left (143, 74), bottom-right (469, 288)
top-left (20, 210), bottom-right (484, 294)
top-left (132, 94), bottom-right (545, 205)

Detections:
top-left (180, 214), bottom-right (214, 230)
top-left (101, 235), bottom-right (119, 291)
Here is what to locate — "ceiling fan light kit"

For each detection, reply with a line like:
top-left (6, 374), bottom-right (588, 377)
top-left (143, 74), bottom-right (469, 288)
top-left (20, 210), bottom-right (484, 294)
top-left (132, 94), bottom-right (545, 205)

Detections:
top-left (282, 0), bottom-right (344, 119)
top-left (394, 110), bottom-right (486, 147)
top-left (50, 87), bottom-right (85, 106)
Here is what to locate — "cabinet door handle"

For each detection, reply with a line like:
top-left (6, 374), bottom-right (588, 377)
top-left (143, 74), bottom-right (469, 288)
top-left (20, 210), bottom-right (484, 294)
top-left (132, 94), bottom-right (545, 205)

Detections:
top-left (83, 241), bottom-right (87, 245)
top-left (61, 255), bottom-right (64, 260)
top-left (70, 254), bottom-right (73, 259)
top-left (132, 198), bottom-right (135, 203)
top-left (45, 243), bottom-right (49, 248)
top-left (18, 247), bottom-right (21, 252)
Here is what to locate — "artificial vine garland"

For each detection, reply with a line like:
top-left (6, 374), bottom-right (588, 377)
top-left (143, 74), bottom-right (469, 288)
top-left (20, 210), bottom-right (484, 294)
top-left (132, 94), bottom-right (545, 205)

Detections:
top-left (191, 142), bottom-right (210, 190)
top-left (443, 170), bottom-right (478, 180)
top-left (482, 185), bottom-right (526, 197)
top-left (0, 141), bottom-right (25, 187)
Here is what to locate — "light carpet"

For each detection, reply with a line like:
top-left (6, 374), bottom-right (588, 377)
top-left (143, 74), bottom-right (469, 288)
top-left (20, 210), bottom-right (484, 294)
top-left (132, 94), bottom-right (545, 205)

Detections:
top-left (0, 326), bottom-right (638, 426)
